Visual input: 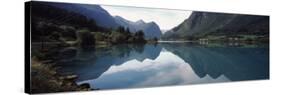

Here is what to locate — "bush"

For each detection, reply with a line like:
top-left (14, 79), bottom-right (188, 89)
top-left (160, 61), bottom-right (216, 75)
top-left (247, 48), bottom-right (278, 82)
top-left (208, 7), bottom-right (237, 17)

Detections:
top-left (110, 31), bottom-right (127, 44)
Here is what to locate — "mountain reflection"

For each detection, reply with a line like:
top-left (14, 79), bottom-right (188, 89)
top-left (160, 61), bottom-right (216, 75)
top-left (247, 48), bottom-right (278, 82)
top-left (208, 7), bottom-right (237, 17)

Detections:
top-left (57, 43), bottom-right (269, 89)
top-left (77, 50), bottom-right (230, 89)
top-left (161, 43), bottom-right (269, 81)
top-left (57, 44), bottom-right (162, 82)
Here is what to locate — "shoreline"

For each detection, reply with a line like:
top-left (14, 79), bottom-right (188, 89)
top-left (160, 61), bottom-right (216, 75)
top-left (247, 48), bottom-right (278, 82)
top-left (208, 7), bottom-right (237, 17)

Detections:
top-left (30, 57), bottom-right (91, 93)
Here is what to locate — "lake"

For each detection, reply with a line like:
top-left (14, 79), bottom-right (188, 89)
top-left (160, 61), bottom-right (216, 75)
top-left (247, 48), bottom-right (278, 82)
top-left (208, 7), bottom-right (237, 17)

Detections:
top-left (56, 42), bottom-right (269, 90)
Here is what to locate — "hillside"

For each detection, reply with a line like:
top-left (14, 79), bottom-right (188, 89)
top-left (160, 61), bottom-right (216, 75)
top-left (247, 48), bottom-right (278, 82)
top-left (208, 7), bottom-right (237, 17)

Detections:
top-left (162, 11), bottom-right (269, 41)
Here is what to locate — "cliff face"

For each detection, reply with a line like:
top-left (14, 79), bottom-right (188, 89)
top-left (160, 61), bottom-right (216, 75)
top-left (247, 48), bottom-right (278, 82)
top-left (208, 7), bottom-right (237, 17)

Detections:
top-left (162, 11), bottom-right (269, 39)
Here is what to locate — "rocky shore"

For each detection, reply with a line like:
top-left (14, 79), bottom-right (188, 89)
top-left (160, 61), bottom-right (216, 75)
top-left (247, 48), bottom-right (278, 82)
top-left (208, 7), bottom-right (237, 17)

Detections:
top-left (30, 58), bottom-right (91, 93)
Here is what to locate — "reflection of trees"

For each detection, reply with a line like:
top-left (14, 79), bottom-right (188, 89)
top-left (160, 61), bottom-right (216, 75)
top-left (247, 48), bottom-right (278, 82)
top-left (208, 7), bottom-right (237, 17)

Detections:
top-left (56, 44), bottom-right (161, 82)
top-left (162, 43), bottom-right (269, 81)
top-left (131, 44), bottom-right (145, 54)
top-left (94, 44), bottom-right (145, 58)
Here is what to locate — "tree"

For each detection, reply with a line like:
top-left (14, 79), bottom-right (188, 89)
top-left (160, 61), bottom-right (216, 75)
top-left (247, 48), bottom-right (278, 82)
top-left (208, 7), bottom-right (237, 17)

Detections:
top-left (77, 29), bottom-right (95, 47)
top-left (117, 26), bottom-right (125, 33)
top-left (135, 30), bottom-right (144, 38)
top-left (134, 30), bottom-right (146, 43)
top-left (153, 37), bottom-right (158, 42)
top-left (110, 31), bottom-right (126, 44)
top-left (125, 27), bottom-right (130, 33)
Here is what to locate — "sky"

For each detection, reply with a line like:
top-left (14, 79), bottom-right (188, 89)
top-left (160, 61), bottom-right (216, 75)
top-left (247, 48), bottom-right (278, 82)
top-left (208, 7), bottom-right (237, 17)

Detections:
top-left (101, 5), bottom-right (192, 32)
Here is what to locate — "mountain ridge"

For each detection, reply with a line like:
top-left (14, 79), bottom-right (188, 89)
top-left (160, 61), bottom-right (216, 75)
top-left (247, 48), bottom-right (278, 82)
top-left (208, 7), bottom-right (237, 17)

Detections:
top-left (114, 16), bottom-right (162, 39)
top-left (162, 11), bottom-right (269, 40)
top-left (47, 2), bottom-right (119, 28)
top-left (47, 2), bottom-right (162, 39)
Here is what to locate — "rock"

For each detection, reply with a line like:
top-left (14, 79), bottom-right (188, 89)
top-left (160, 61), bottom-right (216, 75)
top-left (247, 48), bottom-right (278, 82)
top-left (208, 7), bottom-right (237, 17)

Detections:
top-left (58, 76), bottom-right (65, 80)
top-left (79, 83), bottom-right (90, 89)
top-left (92, 88), bottom-right (100, 90)
top-left (41, 60), bottom-right (53, 64)
top-left (58, 81), bottom-right (63, 86)
top-left (64, 75), bottom-right (78, 80)
top-left (49, 71), bottom-right (57, 75)
top-left (66, 82), bottom-right (73, 86)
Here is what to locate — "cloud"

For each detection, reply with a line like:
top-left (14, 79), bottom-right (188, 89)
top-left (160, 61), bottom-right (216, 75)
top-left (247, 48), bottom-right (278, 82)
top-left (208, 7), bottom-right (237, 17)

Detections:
top-left (101, 5), bottom-right (192, 31)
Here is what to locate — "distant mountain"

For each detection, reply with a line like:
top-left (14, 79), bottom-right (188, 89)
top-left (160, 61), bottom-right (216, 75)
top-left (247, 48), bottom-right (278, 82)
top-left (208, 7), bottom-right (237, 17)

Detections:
top-left (162, 11), bottom-right (269, 40)
top-left (114, 16), bottom-right (162, 39)
top-left (47, 2), bottom-right (119, 28)
top-left (114, 16), bottom-right (137, 32)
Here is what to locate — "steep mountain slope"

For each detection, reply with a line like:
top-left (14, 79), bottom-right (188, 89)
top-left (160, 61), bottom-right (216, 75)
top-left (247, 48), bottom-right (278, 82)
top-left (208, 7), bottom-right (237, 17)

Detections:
top-left (47, 2), bottom-right (119, 28)
top-left (162, 11), bottom-right (269, 40)
top-left (114, 16), bottom-right (162, 39)
top-left (31, 1), bottom-right (107, 42)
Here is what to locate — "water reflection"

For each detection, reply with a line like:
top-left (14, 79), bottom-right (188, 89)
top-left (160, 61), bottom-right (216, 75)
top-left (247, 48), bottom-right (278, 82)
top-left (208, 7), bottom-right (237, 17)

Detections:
top-left (57, 44), bottom-right (162, 82)
top-left (77, 50), bottom-right (230, 89)
top-left (57, 43), bottom-right (269, 90)
top-left (162, 43), bottom-right (269, 81)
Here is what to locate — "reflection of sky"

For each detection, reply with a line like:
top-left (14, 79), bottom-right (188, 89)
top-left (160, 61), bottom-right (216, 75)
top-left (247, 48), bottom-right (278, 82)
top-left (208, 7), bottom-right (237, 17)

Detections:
top-left (78, 49), bottom-right (230, 89)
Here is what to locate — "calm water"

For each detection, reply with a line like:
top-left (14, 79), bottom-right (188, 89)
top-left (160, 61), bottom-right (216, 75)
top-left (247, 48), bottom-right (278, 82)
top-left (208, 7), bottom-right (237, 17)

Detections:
top-left (56, 42), bottom-right (269, 90)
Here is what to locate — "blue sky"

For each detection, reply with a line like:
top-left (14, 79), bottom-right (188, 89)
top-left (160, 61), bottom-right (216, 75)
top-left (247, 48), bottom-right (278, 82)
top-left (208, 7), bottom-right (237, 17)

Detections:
top-left (101, 5), bottom-right (192, 31)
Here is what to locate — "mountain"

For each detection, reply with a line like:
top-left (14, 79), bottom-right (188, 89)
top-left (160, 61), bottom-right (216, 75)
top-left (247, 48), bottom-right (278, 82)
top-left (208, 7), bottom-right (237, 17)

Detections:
top-left (162, 11), bottom-right (269, 40)
top-left (114, 16), bottom-right (137, 32)
top-left (47, 2), bottom-right (119, 28)
top-left (46, 2), bottom-right (162, 39)
top-left (114, 16), bottom-right (162, 39)
top-left (30, 1), bottom-right (111, 42)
